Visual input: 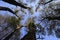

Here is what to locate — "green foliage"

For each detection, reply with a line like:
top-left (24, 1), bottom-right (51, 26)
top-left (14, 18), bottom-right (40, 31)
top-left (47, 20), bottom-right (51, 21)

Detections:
top-left (28, 21), bottom-right (35, 27)
top-left (8, 17), bottom-right (20, 29)
top-left (27, 21), bottom-right (36, 33)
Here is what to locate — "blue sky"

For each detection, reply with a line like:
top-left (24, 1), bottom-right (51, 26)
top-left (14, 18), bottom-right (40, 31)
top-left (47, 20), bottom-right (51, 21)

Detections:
top-left (0, 0), bottom-right (60, 40)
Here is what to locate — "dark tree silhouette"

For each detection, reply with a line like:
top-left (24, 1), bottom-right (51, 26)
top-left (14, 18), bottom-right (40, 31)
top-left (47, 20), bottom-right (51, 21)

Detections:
top-left (0, 6), bottom-right (14, 14)
top-left (3, 0), bottom-right (29, 9)
top-left (21, 22), bottom-right (36, 40)
top-left (45, 16), bottom-right (60, 20)
top-left (0, 6), bottom-right (18, 17)
top-left (45, 0), bottom-right (53, 4)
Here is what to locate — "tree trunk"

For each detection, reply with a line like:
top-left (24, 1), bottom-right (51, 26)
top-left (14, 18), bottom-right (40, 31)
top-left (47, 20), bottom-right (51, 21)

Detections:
top-left (21, 25), bottom-right (36, 40)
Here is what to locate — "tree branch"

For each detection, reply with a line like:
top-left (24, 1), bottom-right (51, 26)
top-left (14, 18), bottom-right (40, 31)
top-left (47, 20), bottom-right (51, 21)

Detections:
top-left (44, 16), bottom-right (60, 20)
top-left (0, 6), bottom-right (18, 17)
top-left (3, 0), bottom-right (30, 9)
top-left (45, 0), bottom-right (53, 4)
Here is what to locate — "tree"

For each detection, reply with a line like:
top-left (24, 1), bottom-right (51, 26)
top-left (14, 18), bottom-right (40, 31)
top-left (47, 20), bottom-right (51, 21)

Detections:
top-left (21, 19), bottom-right (36, 40)
top-left (3, 0), bottom-right (30, 9)
top-left (0, 0), bottom-right (60, 40)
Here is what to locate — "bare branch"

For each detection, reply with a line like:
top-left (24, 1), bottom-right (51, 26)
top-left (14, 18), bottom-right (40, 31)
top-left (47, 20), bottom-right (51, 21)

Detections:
top-left (0, 6), bottom-right (18, 17)
top-left (3, 0), bottom-right (30, 9)
top-left (44, 16), bottom-right (60, 20)
top-left (45, 0), bottom-right (53, 4)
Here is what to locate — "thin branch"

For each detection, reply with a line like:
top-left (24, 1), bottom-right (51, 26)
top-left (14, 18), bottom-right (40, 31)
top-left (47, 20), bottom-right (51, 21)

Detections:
top-left (45, 0), bottom-right (53, 4)
top-left (43, 16), bottom-right (60, 20)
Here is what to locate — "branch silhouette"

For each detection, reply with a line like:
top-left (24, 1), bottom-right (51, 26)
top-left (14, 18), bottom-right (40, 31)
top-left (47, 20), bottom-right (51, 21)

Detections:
top-left (0, 6), bottom-right (18, 17)
top-left (3, 0), bottom-right (30, 9)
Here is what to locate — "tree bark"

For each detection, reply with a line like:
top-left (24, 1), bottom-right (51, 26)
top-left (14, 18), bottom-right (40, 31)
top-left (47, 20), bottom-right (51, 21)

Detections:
top-left (21, 23), bottom-right (36, 40)
top-left (21, 27), bottom-right (36, 40)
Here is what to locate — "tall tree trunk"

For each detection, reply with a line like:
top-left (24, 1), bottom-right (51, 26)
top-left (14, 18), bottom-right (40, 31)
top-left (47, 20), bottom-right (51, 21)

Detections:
top-left (21, 22), bottom-right (36, 40)
top-left (21, 27), bottom-right (36, 40)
